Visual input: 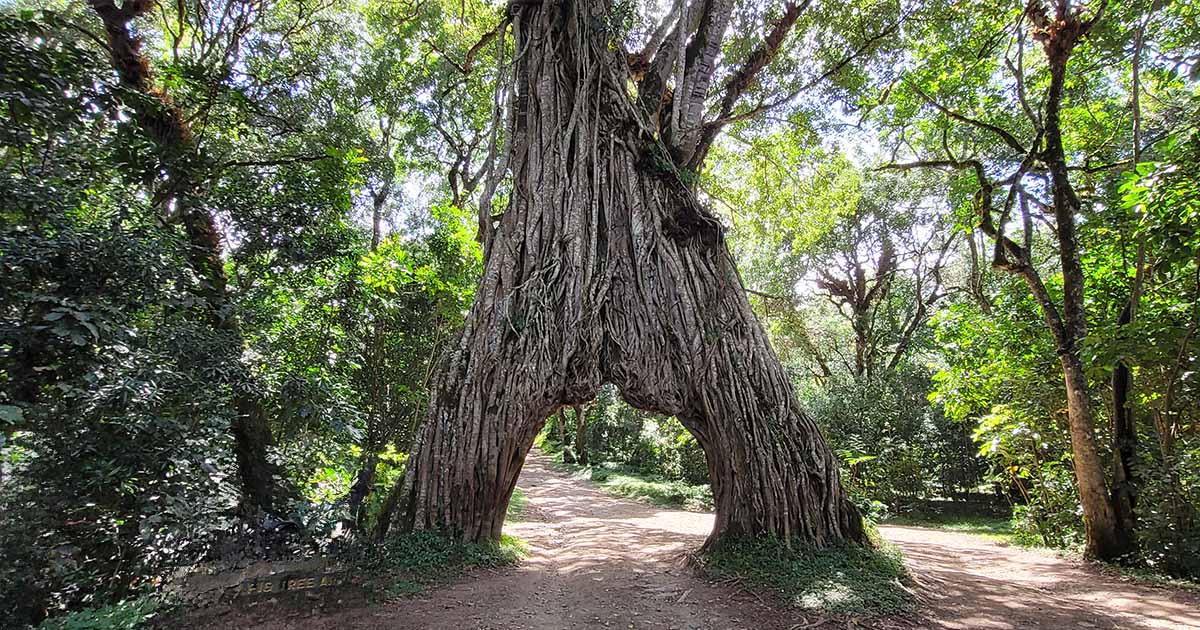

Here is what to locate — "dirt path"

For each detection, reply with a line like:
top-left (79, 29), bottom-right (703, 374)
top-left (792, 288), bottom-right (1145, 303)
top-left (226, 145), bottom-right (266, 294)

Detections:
top-left (225, 454), bottom-right (1200, 629)
top-left (885, 525), bottom-right (1199, 629)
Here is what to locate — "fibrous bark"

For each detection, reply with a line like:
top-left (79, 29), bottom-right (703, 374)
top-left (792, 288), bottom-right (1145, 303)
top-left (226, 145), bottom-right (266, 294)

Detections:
top-left (388, 0), bottom-right (863, 549)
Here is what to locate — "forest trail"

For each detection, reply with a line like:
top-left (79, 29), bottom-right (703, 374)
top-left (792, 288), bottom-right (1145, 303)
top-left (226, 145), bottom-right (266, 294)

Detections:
top-left (234, 453), bottom-right (1200, 629)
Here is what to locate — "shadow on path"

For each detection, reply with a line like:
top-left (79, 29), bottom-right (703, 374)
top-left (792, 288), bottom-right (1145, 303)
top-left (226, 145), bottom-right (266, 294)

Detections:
top-left (209, 453), bottom-right (1200, 629)
top-left (882, 524), bottom-right (1199, 629)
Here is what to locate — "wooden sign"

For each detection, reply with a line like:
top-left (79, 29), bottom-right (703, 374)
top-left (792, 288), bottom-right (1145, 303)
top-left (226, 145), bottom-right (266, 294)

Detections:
top-left (238, 569), bottom-right (347, 596)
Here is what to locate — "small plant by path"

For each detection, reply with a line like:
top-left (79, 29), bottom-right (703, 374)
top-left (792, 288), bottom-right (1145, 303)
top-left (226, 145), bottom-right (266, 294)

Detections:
top-left (506, 487), bottom-right (528, 521)
top-left (352, 530), bottom-right (527, 600)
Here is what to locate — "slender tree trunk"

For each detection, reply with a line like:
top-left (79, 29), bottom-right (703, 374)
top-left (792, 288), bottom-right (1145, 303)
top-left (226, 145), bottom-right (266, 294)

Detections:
top-left (1109, 16), bottom-right (1147, 541)
top-left (573, 404), bottom-right (589, 466)
top-left (557, 409), bottom-right (575, 463)
top-left (1027, 3), bottom-right (1133, 560)
top-left (386, 1), bottom-right (863, 549)
top-left (88, 0), bottom-right (288, 515)
top-left (853, 317), bottom-right (869, 378)
top-left (555, 409), bottom-right (569, 446)
top-left (1110, 301), bottom-right (1138, 537)
top-left (371, 195), bottom-right (386, 250)
top-left (1061, 354), bottom-right (1129, 558)
top-left (348, 452), bottom-right (380, 529)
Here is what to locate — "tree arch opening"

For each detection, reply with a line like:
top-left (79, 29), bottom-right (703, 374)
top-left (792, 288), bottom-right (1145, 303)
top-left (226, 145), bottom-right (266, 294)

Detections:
top-left (380, 0), bottom-right (865, 550)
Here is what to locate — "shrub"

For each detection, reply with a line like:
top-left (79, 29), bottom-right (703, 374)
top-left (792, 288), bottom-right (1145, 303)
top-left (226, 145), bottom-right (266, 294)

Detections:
top-left (35, 597), bottom-right (161, 630)
top-left (345, 530), bottom-right (526, 597)
top-left (1135, 445), bottom-right (1200, 579)
top-left (698, 533), bottom-right (913, 616)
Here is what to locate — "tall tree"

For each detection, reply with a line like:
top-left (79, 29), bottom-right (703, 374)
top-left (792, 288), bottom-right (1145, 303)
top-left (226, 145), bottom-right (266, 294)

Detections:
top-left (85, 0), bottom-right (291, 515)
top-left (387, 0), bottom-right (904, 547)
top-left (880, 0), bottom-right (1146, 559)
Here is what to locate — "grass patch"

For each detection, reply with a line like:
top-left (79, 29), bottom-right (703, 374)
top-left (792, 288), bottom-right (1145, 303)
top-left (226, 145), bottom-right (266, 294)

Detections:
top-left (883, 512), bottom-right (1016, 544)
top-left (696, 532), bottom-right (914, 617)
top-left (599, 473), bottom-right (713, 510)
top-left (546, 452), bottom-right (713, 511)
top-left (352, 530), bottom-right (526, 600)
top-left (506, 487), bottom-right (528, 520)
top-left (881, 512), bottom-right (1064, 551)
top-left (1101, 563), bottom-right (1200, 593)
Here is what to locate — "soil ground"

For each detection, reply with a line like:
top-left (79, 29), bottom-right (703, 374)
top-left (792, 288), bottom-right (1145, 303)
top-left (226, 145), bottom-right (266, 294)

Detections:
top-left (205, 453), bottom-right (1200, 629)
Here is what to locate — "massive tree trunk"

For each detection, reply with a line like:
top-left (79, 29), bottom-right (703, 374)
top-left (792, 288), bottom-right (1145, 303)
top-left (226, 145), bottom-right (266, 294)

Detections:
top-left (389, 0), bottom-right (863, 549)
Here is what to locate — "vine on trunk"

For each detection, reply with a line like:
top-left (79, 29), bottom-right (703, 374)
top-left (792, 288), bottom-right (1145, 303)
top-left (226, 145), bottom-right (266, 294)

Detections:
top-left (385, 0), bottom-right (865, 551)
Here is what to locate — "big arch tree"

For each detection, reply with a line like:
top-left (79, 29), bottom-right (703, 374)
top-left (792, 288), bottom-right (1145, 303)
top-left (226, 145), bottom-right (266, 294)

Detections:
top-left (390, 0), bottom-right (879, 548)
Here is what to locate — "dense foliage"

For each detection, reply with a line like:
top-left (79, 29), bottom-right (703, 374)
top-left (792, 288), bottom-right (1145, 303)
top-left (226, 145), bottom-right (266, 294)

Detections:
top-left (0, 2), bottom-right (483, 624)
top-left (0, 0), bottom-right (1197, 626)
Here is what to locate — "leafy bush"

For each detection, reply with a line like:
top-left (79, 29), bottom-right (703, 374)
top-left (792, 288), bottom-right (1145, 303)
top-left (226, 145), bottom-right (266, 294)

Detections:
top-left (808, 370), bottom-right (985, 510)
top-left (640, 417), bottom-right (709, 485)
top-left (35, 597), bottom-right (160, 630)
top-left (345, 530), bottom-right (525, 597)
top-left (1134, 443), bottom-right (1200, 579)
top-left (972, 405), bottom-right (1085, 550)
top-left (0, 14), bottom-right (258, 624)
top-left (538, 386), bottom-right (711, 489)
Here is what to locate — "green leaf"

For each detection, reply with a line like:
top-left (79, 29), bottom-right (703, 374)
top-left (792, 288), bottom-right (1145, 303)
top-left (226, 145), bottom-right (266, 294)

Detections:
top-left (0, 405), bottom-right (23, 425)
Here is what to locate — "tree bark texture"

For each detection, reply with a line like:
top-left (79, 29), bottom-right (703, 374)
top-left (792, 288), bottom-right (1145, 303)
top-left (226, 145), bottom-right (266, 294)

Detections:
top-left (391, 0), bottom-right (863, 549)
top-left (1061, 355), bottom-right (1130, 559)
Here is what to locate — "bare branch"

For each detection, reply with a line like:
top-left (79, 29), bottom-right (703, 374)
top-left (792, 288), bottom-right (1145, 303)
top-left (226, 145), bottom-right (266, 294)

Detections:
top-left (905, 79), bottom-right (1028, 155)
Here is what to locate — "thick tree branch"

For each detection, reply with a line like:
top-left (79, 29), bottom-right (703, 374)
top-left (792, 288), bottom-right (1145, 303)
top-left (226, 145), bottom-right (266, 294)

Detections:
top-left (673, 0), bottom-right (734, 158)
top-left (700, 13), bottom-right (905, 134)
top-left (630, 0), bottom-right (686, 75)
top-left (681, 1), bottom-right (809, 169)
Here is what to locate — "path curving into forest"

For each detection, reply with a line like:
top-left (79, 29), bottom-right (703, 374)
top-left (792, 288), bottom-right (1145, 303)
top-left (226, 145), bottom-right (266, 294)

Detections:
top-left (230, 453), bottom-right (1200, 629)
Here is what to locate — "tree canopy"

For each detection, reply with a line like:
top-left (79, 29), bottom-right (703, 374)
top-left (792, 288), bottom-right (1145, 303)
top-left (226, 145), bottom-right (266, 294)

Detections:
top-left (1, 0), bottom-right (1198, 626)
